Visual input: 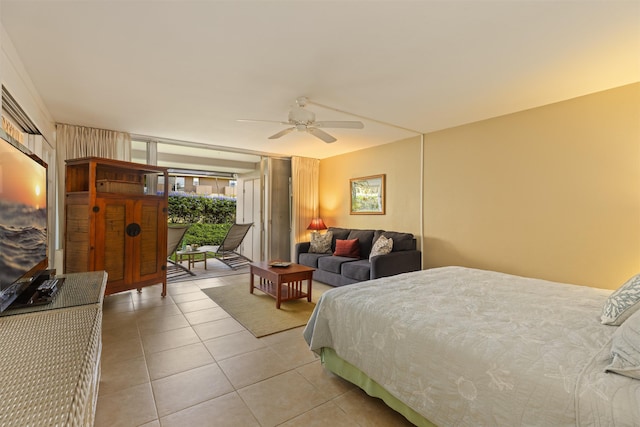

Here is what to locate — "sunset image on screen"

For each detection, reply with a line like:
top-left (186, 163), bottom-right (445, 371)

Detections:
top-left (0, 143), bottom-right (47, 209)
top-left (0, 139), bottom-right (48, 295)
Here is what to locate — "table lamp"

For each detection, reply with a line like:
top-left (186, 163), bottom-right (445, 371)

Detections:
top-left (307, 218), bottom-right (327, 235)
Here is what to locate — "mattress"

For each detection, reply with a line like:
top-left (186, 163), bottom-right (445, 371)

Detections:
top-left (303, 266), bottom-right (640, 426)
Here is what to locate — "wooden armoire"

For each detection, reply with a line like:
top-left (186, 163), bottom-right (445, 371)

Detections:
top-left (64, 157), bottom-right (169, 296)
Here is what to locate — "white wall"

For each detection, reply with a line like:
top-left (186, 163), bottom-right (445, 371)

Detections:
top-left (1, 23), bottom-right (55, 144)
top-left (1, 21), bottom-right (60, 267)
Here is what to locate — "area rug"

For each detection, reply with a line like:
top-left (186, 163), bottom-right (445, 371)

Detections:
top-left (202, 284), bottom-right (316, 338)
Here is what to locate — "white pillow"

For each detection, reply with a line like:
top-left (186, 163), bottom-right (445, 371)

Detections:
top-left (605, 308), bottom-right (640, 380)
top-left (601, 274), bottom-right (640, 325)
top-left (369, 235), bottom-right (393, 260)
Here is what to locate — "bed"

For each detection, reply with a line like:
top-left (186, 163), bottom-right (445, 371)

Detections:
top-left (303, 266), bottom-right (640, 426)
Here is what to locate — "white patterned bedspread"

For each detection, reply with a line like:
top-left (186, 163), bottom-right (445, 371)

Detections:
top-left (303, 266), bottom-right (640, 426)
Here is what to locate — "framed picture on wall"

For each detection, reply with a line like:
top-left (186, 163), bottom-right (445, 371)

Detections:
top-left (350, 174), bottom-right (386, 215)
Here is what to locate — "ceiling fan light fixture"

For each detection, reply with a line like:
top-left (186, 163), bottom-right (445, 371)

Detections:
top-left (289, 106), bottom-right (315, 125)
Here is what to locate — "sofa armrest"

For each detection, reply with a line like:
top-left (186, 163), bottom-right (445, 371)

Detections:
top-left (295, 242), bottom-right (311, 264)
top-left (370, 250), bottom-right (422, 279)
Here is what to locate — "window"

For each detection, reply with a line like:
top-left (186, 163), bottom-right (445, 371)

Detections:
top-left (170, 177), bottom-right (185, 191)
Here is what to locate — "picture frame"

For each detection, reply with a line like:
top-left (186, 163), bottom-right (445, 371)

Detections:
top-left (350, 174), bottom-right (386, 215)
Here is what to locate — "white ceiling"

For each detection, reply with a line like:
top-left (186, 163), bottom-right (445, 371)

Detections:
top-left (1, 1), bottom-right (639, 164)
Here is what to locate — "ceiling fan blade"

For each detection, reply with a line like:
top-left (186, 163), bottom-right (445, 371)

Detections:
top-left (268, 127), bottom-right (295, 139)
top-left (237, 119), bottom-right (290, 125)
top-left (307, 127), bottom-right (337, 143)
top-left (313, 120), bottom-right (364, 129)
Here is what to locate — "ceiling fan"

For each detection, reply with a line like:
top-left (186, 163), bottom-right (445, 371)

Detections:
top-left (238, 97), bottom-right (364, 143)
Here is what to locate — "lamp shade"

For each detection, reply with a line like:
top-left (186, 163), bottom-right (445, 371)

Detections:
top-left (307, 218), bottom-right (327, 231)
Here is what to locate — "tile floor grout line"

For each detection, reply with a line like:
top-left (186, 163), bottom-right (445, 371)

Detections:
top-left (133, 290), bottom-right (163, 426)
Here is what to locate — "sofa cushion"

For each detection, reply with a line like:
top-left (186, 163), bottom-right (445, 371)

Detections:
top-left (309, 230), bottom-right (333, 253)
top-left (341, 259), bottom-right (372, 282)
top-left (328, 227), bottom-right (351, 251)
top-left (299, 252), bottom-right (330, 268)
top-left (328, 227), bottom-right (351, 238)
top-left (374, 230), bottom-right (415, 251)
top-left (334, 239), bottom-right (360, 258)
top-left (318, 255), bottom-right (357, 274)
top-left (347, 229), bottom-right (375, 258)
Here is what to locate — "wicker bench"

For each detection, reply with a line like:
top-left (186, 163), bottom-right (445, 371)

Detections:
top-left (0, 271), bottom-right (107, 426)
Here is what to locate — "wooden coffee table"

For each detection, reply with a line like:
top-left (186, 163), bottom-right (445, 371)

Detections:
top-left (249, 261), bottom-right (315, 309)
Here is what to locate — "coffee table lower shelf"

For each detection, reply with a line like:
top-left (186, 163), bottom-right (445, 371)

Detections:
top-left (249, 262), bottom-right (315, 309)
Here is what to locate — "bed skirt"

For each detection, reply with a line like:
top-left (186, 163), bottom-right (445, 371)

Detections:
top-left (321, 347), bottom-right (436, 427)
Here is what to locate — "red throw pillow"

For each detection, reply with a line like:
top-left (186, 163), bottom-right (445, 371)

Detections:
top-left (334, 239), bottom-right (360, 258)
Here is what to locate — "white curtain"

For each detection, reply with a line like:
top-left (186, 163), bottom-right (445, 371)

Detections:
top-left (291, 156), bottom-right (320, 257)
top-left (55, 123), bottom-right (131, 266)
top-left (56, 123), bottom-right (131, 161)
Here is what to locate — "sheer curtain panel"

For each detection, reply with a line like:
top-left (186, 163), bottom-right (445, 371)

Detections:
top-left (56, 123), bottom-right (131, 161)
top-left (291, 156), bottom-right (320, 257)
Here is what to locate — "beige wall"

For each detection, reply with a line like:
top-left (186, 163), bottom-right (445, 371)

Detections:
top-left (318, 83), bottom-right (639, 290)
top-left (319, 136), bottom-right (422, 239)
top-left (423, 83), bottom-right (639, 289)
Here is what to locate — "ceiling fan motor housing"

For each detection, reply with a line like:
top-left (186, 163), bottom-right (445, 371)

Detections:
top-left (288, 106), bottom-right (315, 125)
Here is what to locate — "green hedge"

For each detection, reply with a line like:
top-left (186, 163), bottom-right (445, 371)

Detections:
top-left (168, 192), bottom-right (236, 246)
top-left (168, 192), bottom-right (236, 224)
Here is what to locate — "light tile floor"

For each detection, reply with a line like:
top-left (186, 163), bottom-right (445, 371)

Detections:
top-left (95, 273), bottom-right (416, 427)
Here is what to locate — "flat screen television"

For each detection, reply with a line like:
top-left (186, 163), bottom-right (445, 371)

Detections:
top-left (0, 132), bottom-right (48, 312)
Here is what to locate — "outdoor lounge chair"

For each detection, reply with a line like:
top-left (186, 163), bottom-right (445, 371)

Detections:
top-left (166, 224), bottom-right (195, 278)
top-left (199, 223), bottom-right (253, 270)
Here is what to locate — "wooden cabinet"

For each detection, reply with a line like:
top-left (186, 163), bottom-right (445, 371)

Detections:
top-left (64, 157), bottom-right (169, 296)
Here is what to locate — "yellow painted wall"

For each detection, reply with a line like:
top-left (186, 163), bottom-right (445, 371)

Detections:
top-left (424, 83), bottom-right (640, 289)
top-left (319, 83), bottom-right (639, 289)
top-left (319, 136), bottom-right (422, 239)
